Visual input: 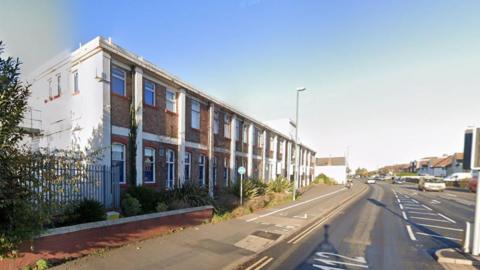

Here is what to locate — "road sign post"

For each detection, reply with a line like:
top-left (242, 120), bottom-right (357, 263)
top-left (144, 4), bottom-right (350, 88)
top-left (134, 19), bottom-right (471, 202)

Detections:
top-left (468, 128), bottom-right (480, 255)
top-left (238, 166), bottom-right (246, 206)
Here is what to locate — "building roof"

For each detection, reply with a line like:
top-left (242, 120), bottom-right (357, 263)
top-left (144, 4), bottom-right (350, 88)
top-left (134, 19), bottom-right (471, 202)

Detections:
top-left (316, 157), bottom-right (346, 166)
top-left (31, 36), bottom-right (317, 153)
top-left (432, 156), bottom-right (453, 168)
top-left (454, 152), bottom-right (463, 161)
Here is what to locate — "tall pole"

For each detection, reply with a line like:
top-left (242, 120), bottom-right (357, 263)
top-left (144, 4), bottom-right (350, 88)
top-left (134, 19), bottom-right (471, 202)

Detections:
top-left (293, 87), bottom-right (306, 201)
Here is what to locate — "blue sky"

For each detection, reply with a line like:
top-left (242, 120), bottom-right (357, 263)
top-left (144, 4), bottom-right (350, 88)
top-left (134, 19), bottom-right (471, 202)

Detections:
top-left (2, 0), bottom-right (480, 169)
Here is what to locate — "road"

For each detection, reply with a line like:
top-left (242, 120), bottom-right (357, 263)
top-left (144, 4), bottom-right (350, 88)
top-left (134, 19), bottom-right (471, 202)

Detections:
top-left (242, 181), bottom-right (476, 270)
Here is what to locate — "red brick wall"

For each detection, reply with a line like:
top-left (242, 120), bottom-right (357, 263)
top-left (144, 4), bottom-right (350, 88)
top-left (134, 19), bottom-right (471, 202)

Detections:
top-left (1, 208), bottom-right (213, 270)
top-left (185, 96), bottom-right (209, 145)
top-left (111, 68), bottom-right (132, 128)
top-left (142, 78), bottom-right (178, 138)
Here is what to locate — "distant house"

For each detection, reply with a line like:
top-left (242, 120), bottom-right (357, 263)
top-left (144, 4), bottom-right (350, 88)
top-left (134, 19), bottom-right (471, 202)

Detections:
top-left (431, 153), bottom-right (465, 177)
top-left (314, 156), bottom-right (347, 184)
top-left (417, 157), bottom-right (437, 176)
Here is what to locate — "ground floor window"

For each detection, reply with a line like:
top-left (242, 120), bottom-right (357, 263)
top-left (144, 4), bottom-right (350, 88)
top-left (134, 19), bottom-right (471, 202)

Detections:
top-left (166, 149), bottom-right (175, 189)
top-left (213, 157), bottom-right (217, 187)
top-left (112, 143), bottom-right (126, 184)
top-left (223, 158), bottom-right (229, 187)
top-left (198, 155), bottom-right (206, 186)
top-left (185, 152), bottom-right (191, 181)
top-left (144, 147), bottom-right (155, 183)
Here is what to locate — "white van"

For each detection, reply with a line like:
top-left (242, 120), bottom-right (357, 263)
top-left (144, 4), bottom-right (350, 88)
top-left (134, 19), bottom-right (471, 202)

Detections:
top-left (444, 172), bottom-right (472, 182)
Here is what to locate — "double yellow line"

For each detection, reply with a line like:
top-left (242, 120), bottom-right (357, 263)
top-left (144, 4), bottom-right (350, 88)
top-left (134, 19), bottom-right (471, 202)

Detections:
top-left (245, 256), bottom-right (274, 270)
top-left (287, 186), bottom-right (369, 245)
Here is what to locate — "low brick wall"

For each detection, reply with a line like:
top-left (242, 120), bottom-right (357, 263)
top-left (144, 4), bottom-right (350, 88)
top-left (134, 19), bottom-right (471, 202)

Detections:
top-left (1, 205), bottom-right (214, 270)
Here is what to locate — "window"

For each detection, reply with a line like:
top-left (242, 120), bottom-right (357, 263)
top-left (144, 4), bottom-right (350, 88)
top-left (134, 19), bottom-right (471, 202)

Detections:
top-left (112, 66), bottom-right (126, 96)
top-left (144, 148), bottom-right (155, 183)
top-left (236, 121), bottom-right (241, 141)
top-left (213, 111), bottom-right (219, 134)
top-left (144, 80), bottom-right (155, 106)
top-left (112, 143), bottom-right (126, 184)
top-left (166, 89), bottom-right (176, 112)
top-left (166, 149), bottom-right (175, 189)
top-left (258, 131), bottom-right (264, 148)
top-left (48, 79), bottom-right (52, 98)
top-left (242, 125), bottom-right (248, 144)
top-left (198, 155), bottom-right (206, 186)
top-left (279, 141), bottom-right (284, 155)
top-left (53, 74), bottom-right (61, 97)
top-left (224, 114), bottom-right (231, 139)
top-left (191, 100), bottom-right (200, 129)
top-left (270, 137), bottom-right (275, 150)
top-left (185, 152), bottom-right (191, 181)
top-left (223, 158), bottom-right (229, 187)
top-left (73, 71), bottom-right (79, 94)
top-left (213, 157), bottom-right (218, 187)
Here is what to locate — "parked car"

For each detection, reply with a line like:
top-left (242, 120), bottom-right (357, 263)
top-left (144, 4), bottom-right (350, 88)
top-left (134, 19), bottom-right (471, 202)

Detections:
top-left (367, 178), bottom-right (376, 184)
top-left (393, 177), bottom-right (405, 184)
top-left (469, 178), bottom-right (477, 193)
top-left (444, 172), bottom-right (472, 182)
top-left (418, 177), bottom-right (446, 192)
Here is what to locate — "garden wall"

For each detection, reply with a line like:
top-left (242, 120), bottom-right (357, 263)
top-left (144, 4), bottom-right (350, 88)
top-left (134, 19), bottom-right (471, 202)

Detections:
top-left (1, 205), bottom-right (214, 270)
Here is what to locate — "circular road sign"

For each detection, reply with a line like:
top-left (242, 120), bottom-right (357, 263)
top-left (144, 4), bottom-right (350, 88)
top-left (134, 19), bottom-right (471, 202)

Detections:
top-left (238, 166), bottom-right (246, 175)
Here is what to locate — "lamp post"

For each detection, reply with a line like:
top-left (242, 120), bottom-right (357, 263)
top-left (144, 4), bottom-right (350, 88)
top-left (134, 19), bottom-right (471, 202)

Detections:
top-left (293, 87), bottom-right (306, 201)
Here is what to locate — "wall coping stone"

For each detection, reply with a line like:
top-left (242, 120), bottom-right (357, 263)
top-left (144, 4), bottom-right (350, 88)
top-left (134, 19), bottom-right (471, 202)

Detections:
top-left (39, 205), bottom-right (214, 238)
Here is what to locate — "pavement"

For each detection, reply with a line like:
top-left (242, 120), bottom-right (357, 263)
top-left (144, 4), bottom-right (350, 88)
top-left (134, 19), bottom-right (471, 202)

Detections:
top-left (239, 181), bottom-right (478, 270)
top-left (51, 182), bottom-right (367, 270)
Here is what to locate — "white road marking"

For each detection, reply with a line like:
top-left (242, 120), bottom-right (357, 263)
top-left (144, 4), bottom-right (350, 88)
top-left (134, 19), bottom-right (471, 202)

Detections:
top-left (405, 207), bottom-right (428, 211)
top-left (402, 211), bottom-right (408, 220)
top-left (293, 213), bottom-right (308, 219)
top-left (399, 204), bottom-right (404, 210)
top-left (396, 198), bottom-right (401, 203)
top-left (422, 204), bottom-right (433, 210)
top-left (431, 200), bottom-right (441, 204)
top-left (416, 232), bottom-right (462, 241)
top-left (407, 211), bottom-right (437, 215)
top-left (406, 225), bottom-right (417, 241)
top-left (246, 188), bottom-right (346, 222)
top-left (417, 223), bottom-right (463, 232)
top-left (446, 193), bottom-right (457, 197)
top-left (438, 213), bottom-right (456, 224)
top-left (246, 256), bottom-right (274, 270)
top-left (409, 216), bottom-right (451, 222)
top-left (412, 199), bottom-right (419, 203)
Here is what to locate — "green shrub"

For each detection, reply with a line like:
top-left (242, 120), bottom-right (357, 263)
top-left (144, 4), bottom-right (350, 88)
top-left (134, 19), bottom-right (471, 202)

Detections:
top-left (314, 173), bottom-right (336, 185)
top-left (156, 202), bottom-right (168, 212)
top-left (165, 182), bottom-right (212, 208)
top-left (232, 178), bottom-right (267, 200)
top-left (126, 186), bottom-right (158, 213)
top-left (168, 200), bottom-right (191, 210)
top-left (267, 177), bottom-right (292, 193)
top-left (121, 194), bottom-right (142, 216)
top-left (59, 199), bottom-right (105, 226)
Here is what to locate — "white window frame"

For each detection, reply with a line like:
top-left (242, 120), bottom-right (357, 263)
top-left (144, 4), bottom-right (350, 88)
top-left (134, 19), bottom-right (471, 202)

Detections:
top-left (242, 125), bottom-right (248, 144)
top-left (213, 157), bottom-right (218, 187)
top-left (236, 121), bottom-right (241, 141)
top-left (144, 80), bottom-right (155, 106)
top-left (112, 65), bottom-right (126, 96)
top-left (143, 147), bottom-right (156, 183)
top-left (112, 143), bottom-right (126, 184)
top-left (223, 158), bottom-right (229, 187)
top-left (198, 155), bottom-right (206, 186)
top-left (54, 73), bottom-right (61, 97)
top-left (270, 137), bottom-right (274, 150)
top-left (48, 79), bottom-right (52, 98)
top-left (191, 100), bottom-right (201, 129)
top-left (166, 149), bottom-right (175, 189)
top-left (213, 111), bottom-right (219, 134)
top-left (73, 71), bottom-right (79, 94)
top-left (224, 114), bottom-right (231, 139)
top-left (185, 152), bottom-right (191, 181)
top-left (166, 89), bottom-right (176, 112)
top-left (258, 131), bottom-right (264, 148)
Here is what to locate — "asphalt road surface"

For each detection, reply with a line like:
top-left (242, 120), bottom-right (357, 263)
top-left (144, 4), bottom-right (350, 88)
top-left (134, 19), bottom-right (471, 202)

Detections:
top-left (243, 181), bottom-right (476, 270)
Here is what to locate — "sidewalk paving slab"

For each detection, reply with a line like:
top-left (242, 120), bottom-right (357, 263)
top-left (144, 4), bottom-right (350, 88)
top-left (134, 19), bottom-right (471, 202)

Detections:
top-left (435, 248), bottom-right (480, 267)
top-left (52, 183), bottom-right (367, 270)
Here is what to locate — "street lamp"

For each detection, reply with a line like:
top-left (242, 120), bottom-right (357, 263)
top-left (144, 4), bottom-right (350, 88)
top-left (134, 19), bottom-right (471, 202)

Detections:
top-left (293, 87), bottom-right (306, 201)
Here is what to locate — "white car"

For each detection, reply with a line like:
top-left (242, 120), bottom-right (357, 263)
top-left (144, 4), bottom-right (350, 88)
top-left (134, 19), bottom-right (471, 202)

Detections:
top-left (367, 178), bottom-right (376, 184)
top-left (418, 177), bottom-right (446, 192)
top-left (444, 172), bottom-right (472, 182)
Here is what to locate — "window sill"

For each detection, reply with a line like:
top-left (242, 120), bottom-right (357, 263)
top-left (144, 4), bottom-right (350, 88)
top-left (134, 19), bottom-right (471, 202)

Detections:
top-left (144, 103), bottom-right (158, 109)
top-left (72, 91), bottom-right (80, 96)
top-left (112, 92), bottom-right (130, 100)
top-left (144, 181), bottom-right (156, 184)
top-left (165, 109), bottom-right (177, 115)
